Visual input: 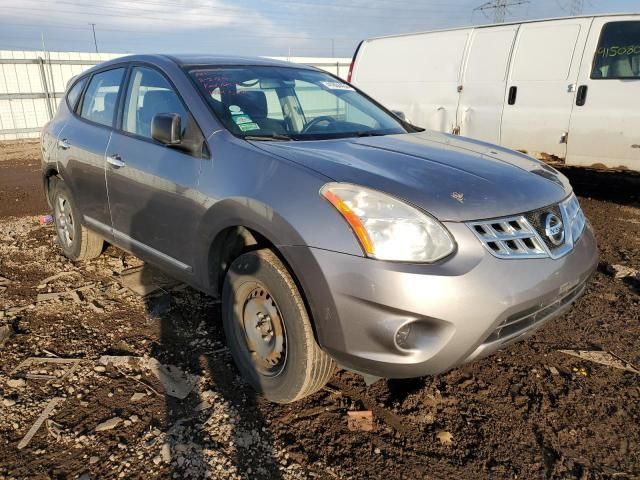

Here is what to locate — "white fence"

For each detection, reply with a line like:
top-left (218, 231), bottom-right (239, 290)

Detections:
top-left (0, 51), bottom-right (350, 141)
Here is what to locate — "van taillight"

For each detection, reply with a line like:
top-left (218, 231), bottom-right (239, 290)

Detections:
top-left (347, 40), bottom-right (363, 83)
top-left (347, 62), bottom-right (355, 82)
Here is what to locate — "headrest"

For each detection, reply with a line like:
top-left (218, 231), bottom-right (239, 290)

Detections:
top-left (142, 89), bottom-right (182, 114)
top-left (226, 91), bottom-right (268, 119)
top-left (103, 92), bottom-right (118, 109)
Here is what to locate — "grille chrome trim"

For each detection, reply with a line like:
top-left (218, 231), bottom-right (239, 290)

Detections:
top-left (467, 194), bottom-right (586, 260)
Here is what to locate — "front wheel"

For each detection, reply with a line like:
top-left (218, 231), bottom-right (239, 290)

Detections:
top-left (222, 249), bottom-right (335, 403)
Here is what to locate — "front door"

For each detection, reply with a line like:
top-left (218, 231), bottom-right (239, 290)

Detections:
top-left (105, 66), bottom-right (203, 276)
top-left (500, 18), bottom-right (592, 160)
top-left (567, 17), bottom-right (640, 170)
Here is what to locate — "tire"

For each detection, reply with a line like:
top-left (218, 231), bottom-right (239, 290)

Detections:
top-left (222, 249), bottom-right (335, 403)
top-left (52, 180), bottom-right (104, 261)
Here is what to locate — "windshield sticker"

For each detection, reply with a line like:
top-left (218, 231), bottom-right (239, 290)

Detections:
top-left (238, 122), bottom-right (260, 132)
top-left (320, 81), bottom-right (355, 91)
top-left (232, 114), bottom-right (254, 125)
top-left (229, 105), bottom-right (243, 114)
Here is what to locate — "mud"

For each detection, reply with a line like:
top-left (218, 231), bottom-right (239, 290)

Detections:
top-left (0, 141), bottom-right (638, 479)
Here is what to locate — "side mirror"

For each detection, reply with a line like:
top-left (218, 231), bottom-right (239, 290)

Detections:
top-left (391, 110), bottom-right (406, 120)
top-left (151, 113), bottom-right (182, 145)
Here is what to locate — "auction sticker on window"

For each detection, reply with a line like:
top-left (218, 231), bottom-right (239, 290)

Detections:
top-left (320, 81), bottom-right (354, 91)
top-left (232, 114), bottom-right (253, 125)
top-left (238, 122), bottom-right (260, 132)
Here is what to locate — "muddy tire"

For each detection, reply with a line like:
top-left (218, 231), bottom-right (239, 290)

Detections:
top-left (52, 180), bottom-right (104, 261)
top-left (222, 249), bottom-right (335, 403)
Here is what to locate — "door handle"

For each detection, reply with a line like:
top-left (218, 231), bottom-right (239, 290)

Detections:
top-left (508, 86), bottom-right (517, 105)
top-left (57, 138), bottom-right (71, 150)
top-left (576, 85), bottom-right (588, 106)
top-left (107, 154), bottom-right (125, 168)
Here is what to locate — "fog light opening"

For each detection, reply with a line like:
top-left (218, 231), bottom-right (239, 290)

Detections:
top-left (395, 323), bottom-right (412, 350)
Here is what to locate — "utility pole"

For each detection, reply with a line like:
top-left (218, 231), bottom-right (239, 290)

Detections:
top-left (89, 23), bottom-right (98, 53)
top-left (473, 0), bottom-right (529, 23)
top-left (569, 0), bottom-right (584, 16)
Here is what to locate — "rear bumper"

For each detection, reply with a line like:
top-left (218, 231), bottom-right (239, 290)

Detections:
top-left (282, 221), bottom-right (598, 378)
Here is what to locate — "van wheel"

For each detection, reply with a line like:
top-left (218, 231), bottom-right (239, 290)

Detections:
top-left (52, 181), bottom-right (104, 261)
top-left (222, 249), bottom-right (335, 403)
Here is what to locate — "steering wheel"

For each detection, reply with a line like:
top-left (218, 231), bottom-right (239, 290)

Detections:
top-left (301, 116), bottom-right (337, 133)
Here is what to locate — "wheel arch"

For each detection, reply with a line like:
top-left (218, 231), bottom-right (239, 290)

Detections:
top-left (200, 198), bottom-right (324, 341)
top-left (42, 166), bottom-right (61, 208)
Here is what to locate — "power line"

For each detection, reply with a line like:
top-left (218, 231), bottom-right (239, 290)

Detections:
top-left (473, 0), bottom-right (530, 23)
top-left (570, 0), bottom-right (585, 15)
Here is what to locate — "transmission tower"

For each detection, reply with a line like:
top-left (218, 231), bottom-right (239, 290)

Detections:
top-left (474, 0), bottom-right (530, 23)
top-left (569, 0), bottom-right (584, 16)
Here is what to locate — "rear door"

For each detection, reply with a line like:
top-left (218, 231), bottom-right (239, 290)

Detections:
top-left (56, 67), bottom-right (126, 236)
top-left (105, 65), bottom-right (204, 276)
top-left (457, 25), bottom-right (519, 143)
top-left (567, 16), bottom-right (640, 170)
top-left (352, 29), bottom-right (471, 132)
top-left (500, 18), bottom-right (592, 160)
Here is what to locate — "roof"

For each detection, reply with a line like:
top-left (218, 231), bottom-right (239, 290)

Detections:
top-left (85, 53), bottom-right (314, 73)
top-left (166, 54), bottom-right (312, 68)
top-left (364, 12), bottom-right (639, 42)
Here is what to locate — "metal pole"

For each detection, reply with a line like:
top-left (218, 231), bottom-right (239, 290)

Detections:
top-left (89, 23), bottom-right (98, 53)
top-left (37, 57), bottom-right (54, 120)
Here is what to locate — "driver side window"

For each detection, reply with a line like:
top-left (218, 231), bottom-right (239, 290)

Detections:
top-left (123, 67), bottom-right (187, 139)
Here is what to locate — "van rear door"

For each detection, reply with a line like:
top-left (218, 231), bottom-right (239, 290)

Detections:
top-left (567, 16), bottom-right (640, 170)
top-left (500, 18), bottom-right (591, 160)
top-left (457, 25), bottom-right (518, 144)
top-left (351, 29), bottom-right (471, 133)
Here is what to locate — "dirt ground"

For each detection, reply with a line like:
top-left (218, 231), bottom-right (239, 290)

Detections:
top-left (0, 140), bottom-right (639, 480)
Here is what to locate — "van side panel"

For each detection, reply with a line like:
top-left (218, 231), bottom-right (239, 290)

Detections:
top-left (566, 15), bottom-right (640, 170)
top-left (352, 29), bottom-right (472, 133)
top-left (458, 25), bottom-right (518, 144)
top-left (500, 18), bottom-right (592, 160)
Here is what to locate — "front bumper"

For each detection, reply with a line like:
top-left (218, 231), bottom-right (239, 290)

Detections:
top-left (282, 221), bottom-right (598, 378)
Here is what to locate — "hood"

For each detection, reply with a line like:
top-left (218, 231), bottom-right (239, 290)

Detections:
top-left (251, 131), bottom-right (571, 222)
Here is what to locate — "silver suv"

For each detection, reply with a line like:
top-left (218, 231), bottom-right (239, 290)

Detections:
top-left (40, 55), bottom-right (598, 403)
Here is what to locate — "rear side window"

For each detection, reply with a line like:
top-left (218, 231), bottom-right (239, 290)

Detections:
top-left (66, 77), bottom-right (87, 111)
top-left (122, 67), bottom-right (187, 139)
top-left (592, 21), bottom-right (640, 79)
top-left (80, 68), bottom-right (125, 127)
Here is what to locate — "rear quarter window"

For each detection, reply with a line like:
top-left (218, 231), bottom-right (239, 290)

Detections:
top-left (66, 77), bottom-right (87, 112)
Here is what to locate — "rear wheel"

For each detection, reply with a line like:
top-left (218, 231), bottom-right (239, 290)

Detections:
top-left (222, 249), bottom-right (335, 403)
top-left (52, 181), bottom-right (104, 261)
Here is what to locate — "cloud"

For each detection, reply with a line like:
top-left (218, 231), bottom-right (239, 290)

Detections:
top-left (2, 0), bottom-right (275, 31)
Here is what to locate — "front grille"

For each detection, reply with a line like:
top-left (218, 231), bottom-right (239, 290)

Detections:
top-left (467, 194), bottom-right (586, 260)
top-left (483, 281), bottom-right (585, 345)
top-left (468, 216), bottom-right (548, 259)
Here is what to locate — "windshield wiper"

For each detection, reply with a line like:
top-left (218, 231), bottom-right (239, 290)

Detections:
top-left (244, 134), bottom-right (293, 141)
top-left (353, 131), bottom-right (390, 138)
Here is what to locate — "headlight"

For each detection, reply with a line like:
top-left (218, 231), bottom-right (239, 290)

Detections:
top-left (320, 183), bottom-right (455, 262)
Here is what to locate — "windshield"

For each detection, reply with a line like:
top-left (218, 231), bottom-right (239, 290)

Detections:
top-left (189, 66), bottom-right (407, 140)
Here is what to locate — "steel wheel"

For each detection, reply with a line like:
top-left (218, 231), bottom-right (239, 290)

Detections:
top-left (223, 249), bottom-right (335, 403)
top-left (241, 284), bottom-right (287, 377)
top-left (55, 194), bottom-right (75, 248)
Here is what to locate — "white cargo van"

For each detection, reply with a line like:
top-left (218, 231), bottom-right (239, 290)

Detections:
top-left (349, 14), bottom-right (640, 171)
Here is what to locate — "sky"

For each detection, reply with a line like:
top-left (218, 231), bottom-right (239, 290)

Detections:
top-left (0, 0), bottom-right (637, 58)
